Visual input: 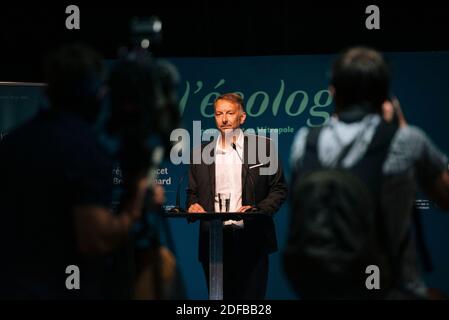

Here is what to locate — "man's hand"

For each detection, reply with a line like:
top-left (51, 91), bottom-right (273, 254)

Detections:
top-left (391, 97), bottom-right (407, 128)
top-left (237, 205), bottom-right (253, 212)
top-left (188, 203), bottom-right (206, 213)
top-left (382, 97), bottom-right (407, 128)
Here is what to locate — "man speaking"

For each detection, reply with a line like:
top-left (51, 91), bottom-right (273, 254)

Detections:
top-left (186, 93), bottom-right (288, 300)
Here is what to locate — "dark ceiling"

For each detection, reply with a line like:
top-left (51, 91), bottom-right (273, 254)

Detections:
top-left (1, 2), bottom-right (449, 82)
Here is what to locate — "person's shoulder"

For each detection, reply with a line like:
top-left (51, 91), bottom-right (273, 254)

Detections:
top-left (191, 139), bottom-right (214, 154)
top-left (294, 126), bottom-right (310, 139)
top-left (56, 116), bottom-right (112, 169)
top-left (289, 126), bottom-right (311, 168)
top-left (384, 124), bottom-right (447, 175)
top-left (393, 125), bottom-right (431, 147)
top-left (397, 125), bottom-right (426, 138)
top-left (289, 127), bottom-right (310, 151)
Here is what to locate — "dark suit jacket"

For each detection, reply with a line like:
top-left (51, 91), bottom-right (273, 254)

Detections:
top-left (186, 134), bottom-right (288, 262)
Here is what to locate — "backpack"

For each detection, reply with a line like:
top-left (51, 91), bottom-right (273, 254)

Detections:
top-left (284, 119), bottom-right (398, 299)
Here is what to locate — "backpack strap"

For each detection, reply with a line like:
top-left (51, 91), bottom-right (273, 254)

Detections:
top-left (306, 126), bottom-right (321, 148)
top-left (321, 119), bottom-right (401, 293)
top-left (335, 139), bottom-right (359, 169)
top-left (355, 120), bottom-right (398, 195)
top-left (365, 121), bottom-right (404, 292)
top-left (301, 126), bottom-right (323, 172)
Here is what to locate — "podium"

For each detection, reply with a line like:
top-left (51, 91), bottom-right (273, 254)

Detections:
top-left (164, 211), bottom-right (266, 300)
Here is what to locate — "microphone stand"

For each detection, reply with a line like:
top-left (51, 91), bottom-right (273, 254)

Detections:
top-left (231, 142), bottom-right (257, 209)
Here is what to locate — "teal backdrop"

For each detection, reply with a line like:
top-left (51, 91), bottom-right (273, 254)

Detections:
top-left (1, 52), bottom-right (448, 299)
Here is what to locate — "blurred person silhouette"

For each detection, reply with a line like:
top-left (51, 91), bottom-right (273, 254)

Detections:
top-left (285, 47), bottom-right (449, 299)
top-left (0, 44), bottom-right (150, 299)
top-left (106, 56), bottom-right (182, 300)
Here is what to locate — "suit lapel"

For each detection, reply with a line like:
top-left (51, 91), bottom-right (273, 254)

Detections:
top-left (208, 145), bottom-right (216, 211)
top-left (242, 135), bottom-right (249, 190)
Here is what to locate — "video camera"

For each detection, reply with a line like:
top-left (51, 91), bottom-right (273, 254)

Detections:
top-left (107, 16), bottom-right (180, 182)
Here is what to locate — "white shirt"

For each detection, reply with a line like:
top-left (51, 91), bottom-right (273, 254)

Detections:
top-left (215, 129), bottom-right (244, 228)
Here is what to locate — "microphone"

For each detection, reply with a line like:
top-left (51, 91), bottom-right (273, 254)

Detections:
top-left (231, 142), bottom-right (257, 210)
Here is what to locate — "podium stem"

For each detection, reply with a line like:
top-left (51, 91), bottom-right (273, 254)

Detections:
top-left (209, 220), bottom-right (223, 300)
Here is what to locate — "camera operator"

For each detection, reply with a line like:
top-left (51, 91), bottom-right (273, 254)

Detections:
top-left (107, 55), bottom-right (181, 299)
top-left (0, 44), bottom-right (149, 299)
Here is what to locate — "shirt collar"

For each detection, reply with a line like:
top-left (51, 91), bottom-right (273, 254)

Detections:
top-left (216, 128), bottom-right (243, 153)
top-left (234, 129), bottom-right (244, 150)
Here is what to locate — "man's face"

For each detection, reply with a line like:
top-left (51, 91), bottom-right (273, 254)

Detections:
top-left (214, 99), bottom-right (246, 135)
